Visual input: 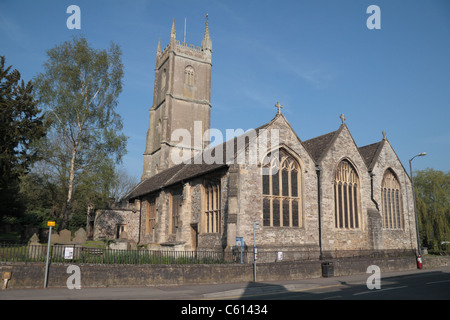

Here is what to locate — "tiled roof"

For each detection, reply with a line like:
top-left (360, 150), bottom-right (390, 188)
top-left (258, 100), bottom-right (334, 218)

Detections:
top-left (125, 117), bottom-right (276, 200)
top-left (126, 113), bottom-right (385, 200)
top-left (125, 163), bottom-right (186, 200)
top-left (302, 130), bottom-right (338, 162)
top-left (358, 141), bottom-right (384, 169)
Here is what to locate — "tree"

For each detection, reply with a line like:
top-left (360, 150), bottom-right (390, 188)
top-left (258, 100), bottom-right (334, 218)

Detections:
top-left (33, 36), bottom-right (127, 230)
top-left (110, 167), bottom-right (139, 202)
top-left (414, 169), bottom-right (450, 252)
top-left (0, 56), bottom-right (46, 219)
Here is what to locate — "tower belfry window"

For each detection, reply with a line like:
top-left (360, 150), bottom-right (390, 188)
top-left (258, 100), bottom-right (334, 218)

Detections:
top-left (160, 68), bottom-right (166, 95)
top-left (184, 66), bottom-right (195, 86)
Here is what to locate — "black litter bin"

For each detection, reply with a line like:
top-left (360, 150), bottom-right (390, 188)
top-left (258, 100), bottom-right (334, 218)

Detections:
top-left (321, 262), bottom-right (334, 277)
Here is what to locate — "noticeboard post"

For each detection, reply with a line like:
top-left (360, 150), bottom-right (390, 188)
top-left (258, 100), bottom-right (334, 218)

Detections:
top-left (64, 246), bottom-right (74, 260)
top-left (236, 237), bottom-right (243, 264)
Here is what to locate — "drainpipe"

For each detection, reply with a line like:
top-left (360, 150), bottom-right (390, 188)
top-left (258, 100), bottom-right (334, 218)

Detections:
top-left (369, 171), bottom-right (379, 211)
top-left (315, 165), bottom-right (323, 260)
top-left (137, 196), bottom-right (142, 244)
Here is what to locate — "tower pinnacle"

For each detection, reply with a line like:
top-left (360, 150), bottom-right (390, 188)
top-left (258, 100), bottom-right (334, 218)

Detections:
top-left (201, 14), bottom-right (212, 51)
top-left (156, 38), bottom-right (161, 55)
top-left (171, 18), bottom-right (176, 40)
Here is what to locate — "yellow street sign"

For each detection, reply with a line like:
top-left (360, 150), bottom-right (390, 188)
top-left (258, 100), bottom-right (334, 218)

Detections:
top-left (47, 221), bottom-right (55, 227)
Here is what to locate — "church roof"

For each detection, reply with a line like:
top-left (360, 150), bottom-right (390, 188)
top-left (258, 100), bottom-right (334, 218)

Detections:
top-left (126, 112), bottom-right (388, 201)
top-left (358, 140), bottom-right (384, 169)
top-left (125, 163), bottom-right (185, 200)
top-left (302, 124), bottom-right (388, 172)
top-left (302, 130), bottom-right (338, 162)
top-left (125, 115), bottom-right (276, 201)
top-left (125, 160), bottom-right (229, 201)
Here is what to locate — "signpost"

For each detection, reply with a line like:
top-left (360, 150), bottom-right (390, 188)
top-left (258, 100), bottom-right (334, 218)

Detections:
top-left (44, 221), bottom-right (55, 288)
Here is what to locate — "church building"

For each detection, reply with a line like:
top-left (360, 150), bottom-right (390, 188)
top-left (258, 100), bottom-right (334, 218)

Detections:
top-left (87, 18), bottom-right (419, 259)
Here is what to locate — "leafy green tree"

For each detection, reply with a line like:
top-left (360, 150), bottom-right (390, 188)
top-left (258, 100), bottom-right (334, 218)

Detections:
top-left (0, 56), bottom-right (46, 219)
top-left (414, 169), bottom-right (450, 252)
top-left (33, 36), bottom-right (127, 230)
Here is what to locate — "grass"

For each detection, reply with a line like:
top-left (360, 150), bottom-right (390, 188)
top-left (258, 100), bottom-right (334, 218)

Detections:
top-left (82, 240), bottom-right (106, 249)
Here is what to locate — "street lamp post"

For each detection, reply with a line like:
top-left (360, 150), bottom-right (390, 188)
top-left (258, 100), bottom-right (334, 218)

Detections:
top-left (409, 152), bottom-right (426, 256)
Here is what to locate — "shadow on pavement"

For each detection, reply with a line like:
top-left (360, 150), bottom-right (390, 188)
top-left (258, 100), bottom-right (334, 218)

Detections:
top-left (236, 269), bottom-right (450, 300)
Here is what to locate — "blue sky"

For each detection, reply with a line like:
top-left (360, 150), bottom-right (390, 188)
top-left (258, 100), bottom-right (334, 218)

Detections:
top-left (1, 0), bottom-right (449, 180)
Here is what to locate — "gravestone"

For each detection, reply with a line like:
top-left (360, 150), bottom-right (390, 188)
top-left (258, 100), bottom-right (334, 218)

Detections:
top-left (28, 233), bottom-right (46, 260)
top-left (50, 232), bottom-right (60, 244)
top-left (73, 228), bottom-right (87, 245)
top-left (109, 241), bottom-right (130, 250)
top-left (28, 233), bottom-right (40, 244)
top-left (109, 231), bottom-right (130, 250)
top-left (59, 229), bottom-right (72, 244)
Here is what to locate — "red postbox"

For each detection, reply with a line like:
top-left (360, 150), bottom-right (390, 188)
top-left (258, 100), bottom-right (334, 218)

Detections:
top-left (416, 254), bottom-right (423, 269)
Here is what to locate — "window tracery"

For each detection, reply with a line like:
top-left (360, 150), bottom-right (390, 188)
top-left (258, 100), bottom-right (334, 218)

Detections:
top-left (262, 149), bottom-right (302, 227)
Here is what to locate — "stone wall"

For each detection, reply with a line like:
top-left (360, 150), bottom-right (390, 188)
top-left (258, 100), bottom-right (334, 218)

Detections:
top-left (95, 116), bottom-right (417, 256)
top-left (93, 209), bottom-right (139, 243)
top-left (369, 140), bottom-right (418, 250)
top-left (137, 115), bottom-right (417, 254)
top-left (234, 116), bottom-right (320, 251)
top-left (138, 168), bottom-right (229, 251)
top-left (3, 255), bottom-right (448, 289)
top-left (318, 125), bottom-right (374, 251)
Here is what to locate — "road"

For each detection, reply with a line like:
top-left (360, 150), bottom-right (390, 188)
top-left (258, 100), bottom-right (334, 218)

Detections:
top-left (1, 266), bottom-right (449, 301)
top-left (235, 267), bottom-right (450, 300)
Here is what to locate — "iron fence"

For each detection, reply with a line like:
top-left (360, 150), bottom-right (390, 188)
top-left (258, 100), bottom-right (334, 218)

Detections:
top-left (0, 243), bottom-right (236, 265)
top-left (0, 243), bottom-right (417, 265)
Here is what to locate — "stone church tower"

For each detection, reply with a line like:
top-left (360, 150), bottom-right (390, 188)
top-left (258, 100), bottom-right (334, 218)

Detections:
top-left (142, 18), bottom-right (213, 180)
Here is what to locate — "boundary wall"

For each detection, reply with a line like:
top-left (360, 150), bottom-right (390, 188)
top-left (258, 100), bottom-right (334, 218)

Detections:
top-left (1, 256), bottom-right (449, 289)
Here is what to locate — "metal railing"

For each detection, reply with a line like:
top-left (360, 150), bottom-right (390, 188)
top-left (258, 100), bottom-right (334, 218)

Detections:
top-left (0, 243), bottom-right (417, 265)
top-left (0, 244), bottom-right (233, 265)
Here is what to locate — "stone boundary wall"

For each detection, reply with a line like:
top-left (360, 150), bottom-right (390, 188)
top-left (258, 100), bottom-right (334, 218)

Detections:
top-left (1, 256), bottom-right (449, 289)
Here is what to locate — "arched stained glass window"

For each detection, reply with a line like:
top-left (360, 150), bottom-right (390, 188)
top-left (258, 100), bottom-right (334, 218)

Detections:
top-left (334, 160), bottom-right (360, 229)
top-left (262, 149), bottom-right (302, 227)
top-left (381, 169), bottom-right (403, 229)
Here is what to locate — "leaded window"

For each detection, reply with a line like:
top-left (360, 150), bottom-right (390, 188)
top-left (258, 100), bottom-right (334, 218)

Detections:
top-left (262, 149), bottom-right (302, 227)
top-left (203, 180), bottom-right (221, 233)
top-left (171, 188), bottom-right (182, 234)
top-left (334, 160), bottom-right (360, 229)
top-left (145, 197), bottom-right (157, 234)
top-left (184, 66), bottom-right (195, 86)
top-left (381, 169), bottom-right (403, 229)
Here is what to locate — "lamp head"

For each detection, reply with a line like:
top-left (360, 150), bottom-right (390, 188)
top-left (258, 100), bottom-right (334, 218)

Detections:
top-left (418, 152), bottom-right (427, 156)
